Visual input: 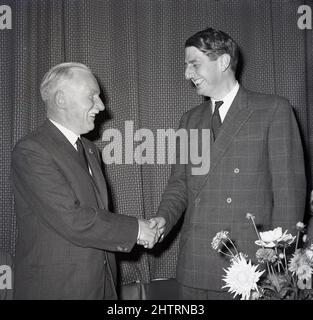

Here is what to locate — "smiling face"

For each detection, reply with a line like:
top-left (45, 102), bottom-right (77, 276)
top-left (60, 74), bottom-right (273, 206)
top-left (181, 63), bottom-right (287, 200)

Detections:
top-left (184, 46), bottom-right (224, 99)
top-left (60, 68), bottom-right (105, 135)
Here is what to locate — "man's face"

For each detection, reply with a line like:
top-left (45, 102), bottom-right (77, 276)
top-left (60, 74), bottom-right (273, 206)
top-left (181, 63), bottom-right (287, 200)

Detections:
top-left (62, 69), bottom-right (105, 135)
top-left (184, 46), bottom-right (223, 98)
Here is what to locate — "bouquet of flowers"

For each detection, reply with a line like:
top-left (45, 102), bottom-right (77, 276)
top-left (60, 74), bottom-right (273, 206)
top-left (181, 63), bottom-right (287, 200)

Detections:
top-left (211, 214), bottom-right (313, 300)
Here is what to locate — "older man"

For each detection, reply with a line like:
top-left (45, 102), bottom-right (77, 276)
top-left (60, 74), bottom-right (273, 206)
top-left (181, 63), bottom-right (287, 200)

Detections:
top-left (151, 27), bottom-right (306, 299)
top-left (11, 62), bottom-right (157, 300)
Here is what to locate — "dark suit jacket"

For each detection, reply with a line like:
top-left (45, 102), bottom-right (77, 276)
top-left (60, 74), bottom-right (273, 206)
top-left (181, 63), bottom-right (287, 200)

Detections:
top-left (11, 120), bottom-right (138, 300)
top-left (157, 87), bottom-right (306, 292)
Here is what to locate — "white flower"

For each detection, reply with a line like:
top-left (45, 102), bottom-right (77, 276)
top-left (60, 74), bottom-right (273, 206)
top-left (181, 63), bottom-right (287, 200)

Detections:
top-left (279, 253), bottom-right (285, 259)
top-left (305, 247), bottom-right (313, 261)
top-left (255, 227), bottom-right (295, 248)
top-left (296, 264), bottom-right (313, 281)
top-left (222, 253), bottom-right (264, 300)
top-left (289, 249), bottom-right (305, 274)
top-left (250, 290), bottom-right (261, 300)
top-left (296, 222), bottom-right (305, 231)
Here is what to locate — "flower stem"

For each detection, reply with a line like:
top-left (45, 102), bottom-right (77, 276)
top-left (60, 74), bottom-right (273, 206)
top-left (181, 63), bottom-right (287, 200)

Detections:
top-left (228, 238), bottom-right (239, 257)
top-left (266, 262), bottom-right (271, 276)
top-left (275, 247), bottom-right (281, 273)
top-left (295, 231), bottom-right (300, 251)
top-left (279, 259), bottom-right (286, 273)
top-left (283, 247), bottom-right (288, 274)
top-left (270, 265), bottom-right (276, 277)
top-left (249, 216), bottom-right (263, 246)
top-left (221, 241), bottom-right (236, 258)
top-left (218, 250), bottom-right (236, 259)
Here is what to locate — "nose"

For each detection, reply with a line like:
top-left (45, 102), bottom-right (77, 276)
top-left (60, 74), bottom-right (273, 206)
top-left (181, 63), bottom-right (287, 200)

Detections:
top-left (185, 65), bottom-right (193, 80)
top-left (95, 96), bottom-right (105, 111)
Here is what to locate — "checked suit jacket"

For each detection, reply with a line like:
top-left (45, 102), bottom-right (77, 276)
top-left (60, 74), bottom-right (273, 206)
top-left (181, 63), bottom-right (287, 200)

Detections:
top-left (11, 120), bottom-right (138, 300)
top-left (157, 87), bottom-right (306, 292)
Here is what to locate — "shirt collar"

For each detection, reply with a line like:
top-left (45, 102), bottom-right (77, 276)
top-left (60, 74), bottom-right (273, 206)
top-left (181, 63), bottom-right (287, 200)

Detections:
top-left (49, 119), bottom-right (79, 149)
top-left (211, 81), bottom-right (240, 107)
top-left (210, 82), bottom-right (240, 122)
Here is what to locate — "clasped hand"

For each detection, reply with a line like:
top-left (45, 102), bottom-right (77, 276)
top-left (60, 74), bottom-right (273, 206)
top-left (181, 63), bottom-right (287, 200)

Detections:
top-left (137, 217), bottom-right (166, 249)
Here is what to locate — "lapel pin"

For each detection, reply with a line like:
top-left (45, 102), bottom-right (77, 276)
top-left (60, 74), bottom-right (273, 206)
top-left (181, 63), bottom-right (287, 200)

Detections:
top-left (88, 148), bottom-right (94, 154)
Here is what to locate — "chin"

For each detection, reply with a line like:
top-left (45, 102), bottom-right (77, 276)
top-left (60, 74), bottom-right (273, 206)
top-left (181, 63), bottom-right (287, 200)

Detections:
top-left (196, 88), bottom-right (206, 96)
top-left (198, 89), bottom-right (211, 97)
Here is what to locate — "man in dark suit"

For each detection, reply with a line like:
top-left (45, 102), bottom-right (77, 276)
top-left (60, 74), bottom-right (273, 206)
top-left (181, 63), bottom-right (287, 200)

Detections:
top-left (150, 27), bottom-right (306, 299)
top-left (11, 62), bottom-right (157, 300)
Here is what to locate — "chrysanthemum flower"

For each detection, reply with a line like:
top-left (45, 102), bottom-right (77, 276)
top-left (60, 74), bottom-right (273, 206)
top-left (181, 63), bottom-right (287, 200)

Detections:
top-left (256, 248), bottom-right (277, 263)
top-left (222, 253), bottom-right (264, 300)
top-left (289, 249), bottom-right (308, 274)
top-left (255, 227), bottom-right (295, 248)
top-left (211, 231), bottom-right (229, 251)
top-left (296, 264), bottom-right (312, 281)
top-left (305, 246), bottom-right (313, 261)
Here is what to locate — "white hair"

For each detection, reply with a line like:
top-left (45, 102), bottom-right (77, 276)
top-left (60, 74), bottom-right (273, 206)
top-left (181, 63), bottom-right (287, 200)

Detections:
top-left (40, 62), bottom-right (92, 102)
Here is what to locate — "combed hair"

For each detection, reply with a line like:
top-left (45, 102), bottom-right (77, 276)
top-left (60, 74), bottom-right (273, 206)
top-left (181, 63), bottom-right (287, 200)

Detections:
top-left (185, 27), bottom-right (239, 72)
top-left (40, 62), bottom-right (91, 102)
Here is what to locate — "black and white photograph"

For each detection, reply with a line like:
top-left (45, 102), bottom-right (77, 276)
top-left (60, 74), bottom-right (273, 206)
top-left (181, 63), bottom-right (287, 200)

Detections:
top-left (0, 0), bottom-right (313, 313)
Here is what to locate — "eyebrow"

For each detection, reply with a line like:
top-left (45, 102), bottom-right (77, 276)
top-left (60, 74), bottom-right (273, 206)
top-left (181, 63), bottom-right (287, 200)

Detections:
top-left (184, 59), bottom-right (199, 65)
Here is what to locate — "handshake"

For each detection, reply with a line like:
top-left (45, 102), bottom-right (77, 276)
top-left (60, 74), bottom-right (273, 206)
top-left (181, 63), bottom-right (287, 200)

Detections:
top-left (137, 217), bottom-right (166, 249)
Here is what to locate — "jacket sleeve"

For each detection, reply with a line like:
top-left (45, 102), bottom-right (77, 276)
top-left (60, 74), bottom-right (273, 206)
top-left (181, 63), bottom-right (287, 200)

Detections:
top-left (11, 139), bottom-right (138, 252)
top-left (156, 113), bottom-right (189, 234)
top-left (267, 98), bottom-right (306, 231)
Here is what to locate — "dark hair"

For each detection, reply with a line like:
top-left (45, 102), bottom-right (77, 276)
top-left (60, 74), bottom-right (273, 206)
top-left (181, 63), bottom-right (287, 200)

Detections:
top-left (185, 27), bottom-right (239, 72)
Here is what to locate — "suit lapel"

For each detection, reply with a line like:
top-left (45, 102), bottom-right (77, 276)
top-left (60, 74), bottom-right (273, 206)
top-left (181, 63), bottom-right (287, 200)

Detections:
top-left (44, 120), bottom-right (84, 169)
top-left (43, 120), bottom-right (108, 210)
top-left (194, 88), bottom-right (253, 198)
top-left (187, 100), bottom-right (212, 188)
top-left (194, 100), bottom-right (212, 130)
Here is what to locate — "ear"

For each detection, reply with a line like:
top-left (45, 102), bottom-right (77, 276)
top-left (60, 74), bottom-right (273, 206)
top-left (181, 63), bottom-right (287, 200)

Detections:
top-left (54, 90), bottom-right (66, 108)
top-left (219, 54), bottom-right (231, 72)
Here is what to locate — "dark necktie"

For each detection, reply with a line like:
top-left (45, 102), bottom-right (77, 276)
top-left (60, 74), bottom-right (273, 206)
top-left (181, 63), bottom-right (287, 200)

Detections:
top-left (76, 138), bottom-right (89, 171)
top-left (211, 100), bottom-right (224, 140)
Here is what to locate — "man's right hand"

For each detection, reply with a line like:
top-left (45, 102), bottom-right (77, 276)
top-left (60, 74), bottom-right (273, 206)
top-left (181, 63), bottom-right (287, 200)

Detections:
top-left (149, 217), bottom-right (166, 242)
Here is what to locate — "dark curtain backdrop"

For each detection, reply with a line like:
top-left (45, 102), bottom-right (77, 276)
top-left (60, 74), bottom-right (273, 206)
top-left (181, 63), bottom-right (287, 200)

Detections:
top-left (1, 0), bottom-right (313, 286)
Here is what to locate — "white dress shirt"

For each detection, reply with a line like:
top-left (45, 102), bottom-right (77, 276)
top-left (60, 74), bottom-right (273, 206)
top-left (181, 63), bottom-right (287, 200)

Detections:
top-left (49, 119), bottom-right (92, 175)
top-left (211, 81), bottom-right (240, 123)
top-left (49, 119), bottom-right (80, 150)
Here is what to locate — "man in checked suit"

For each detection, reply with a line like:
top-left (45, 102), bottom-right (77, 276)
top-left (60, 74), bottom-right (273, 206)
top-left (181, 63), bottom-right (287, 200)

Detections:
top-left (11, 62), bottom-right (157, 300)
top-left (150, 27), bottom-right (306, 299)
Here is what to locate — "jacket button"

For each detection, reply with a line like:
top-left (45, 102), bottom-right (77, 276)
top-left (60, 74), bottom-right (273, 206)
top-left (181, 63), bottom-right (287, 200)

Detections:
top-left (74, 200), bottom-right (80, 207)
top-left (226, 197), bottom-right (232, 204)
top-left (234, 168), bottom-right (240, 174)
